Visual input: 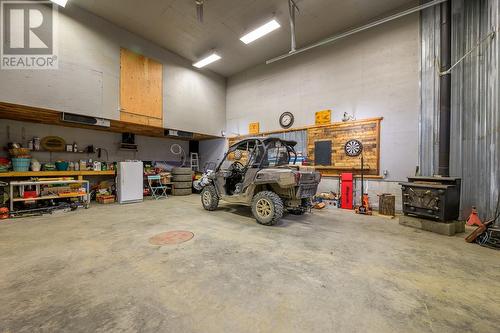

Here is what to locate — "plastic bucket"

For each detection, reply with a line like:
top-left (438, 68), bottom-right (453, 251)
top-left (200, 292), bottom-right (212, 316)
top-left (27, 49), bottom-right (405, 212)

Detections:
top-left (12, 158), bottom-right (31, 172)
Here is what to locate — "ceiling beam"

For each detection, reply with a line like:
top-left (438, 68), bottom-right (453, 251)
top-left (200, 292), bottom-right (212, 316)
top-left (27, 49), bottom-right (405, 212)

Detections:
top-left (267, 0), bottom-right (448, 64)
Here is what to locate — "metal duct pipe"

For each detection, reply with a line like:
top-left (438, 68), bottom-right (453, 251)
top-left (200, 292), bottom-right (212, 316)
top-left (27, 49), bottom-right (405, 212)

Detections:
top-left (438, 1), bottom-right (451, 177)
top-left (267, 0), bottom-right (448, 64)
top-left (288, 0), bottom-right (298, 52)
top-left (196, 0), bottom-right (204, 23)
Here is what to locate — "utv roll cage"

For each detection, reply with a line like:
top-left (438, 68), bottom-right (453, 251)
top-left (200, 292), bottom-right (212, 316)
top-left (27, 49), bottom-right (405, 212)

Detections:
top-left (217, 137), bottom-right (298, 172)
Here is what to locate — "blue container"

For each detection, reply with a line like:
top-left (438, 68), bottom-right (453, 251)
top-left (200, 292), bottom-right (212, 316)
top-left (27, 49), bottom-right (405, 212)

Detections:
top-left (55, 161), bottom-right (69, 171)
top-left (12, 158), bottom-right (31, 172)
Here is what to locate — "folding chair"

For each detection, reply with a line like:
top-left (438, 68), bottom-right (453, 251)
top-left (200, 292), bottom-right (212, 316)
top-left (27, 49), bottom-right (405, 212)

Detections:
top-left (147, 175), bottom-right (168, 200)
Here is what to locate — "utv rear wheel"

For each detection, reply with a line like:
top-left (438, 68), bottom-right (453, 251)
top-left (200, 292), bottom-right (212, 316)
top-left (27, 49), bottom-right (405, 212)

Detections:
top-left (251, 191), bottom-right (284, 226)
top-left (201, 185), bottom-right (219, 211)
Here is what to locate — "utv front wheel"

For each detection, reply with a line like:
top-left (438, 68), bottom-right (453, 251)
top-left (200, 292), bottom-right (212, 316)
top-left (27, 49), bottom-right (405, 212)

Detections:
top-left (251, 191), bottom-right (284, 226)
top-left (289, 208), bottom-right (306, 215)
top-left (201, 185), bottom-right (219, 211)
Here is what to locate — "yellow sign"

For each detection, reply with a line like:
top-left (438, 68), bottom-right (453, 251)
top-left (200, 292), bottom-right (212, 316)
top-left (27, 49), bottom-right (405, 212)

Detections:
top-left (315, 110), bottom-right (331, 125)
top-left (249, 122), bottom-right (260, 135)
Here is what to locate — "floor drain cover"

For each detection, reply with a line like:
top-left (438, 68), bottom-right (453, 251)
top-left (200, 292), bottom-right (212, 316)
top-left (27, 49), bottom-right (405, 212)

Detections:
top-left (149, 231), bottom-right (194, 245)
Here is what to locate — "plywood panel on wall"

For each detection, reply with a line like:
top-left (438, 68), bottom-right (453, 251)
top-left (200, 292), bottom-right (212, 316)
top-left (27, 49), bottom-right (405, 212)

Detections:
top-left (307, 119), bottom-right (380, 175)
top-left (120, 48), bottom-right (163, 127)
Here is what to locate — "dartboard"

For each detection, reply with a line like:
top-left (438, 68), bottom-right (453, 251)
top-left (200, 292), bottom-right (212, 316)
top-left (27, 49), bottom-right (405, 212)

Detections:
top-left (344, 139), bottom-right (363, 157)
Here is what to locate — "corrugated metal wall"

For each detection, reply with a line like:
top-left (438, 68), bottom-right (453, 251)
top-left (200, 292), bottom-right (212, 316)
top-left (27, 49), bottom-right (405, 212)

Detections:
top-left (420, 0), bottom-right (500, 220)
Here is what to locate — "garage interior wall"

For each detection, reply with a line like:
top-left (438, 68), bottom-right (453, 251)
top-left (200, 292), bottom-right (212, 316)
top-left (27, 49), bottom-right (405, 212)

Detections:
top-left (420, 0), bottom-right (500, 219)
top-left (0, 120), bottom-right (189, 163)
top-left (226, 14), bottom-right (421, 207)
top-left (0, 4), bottom-right (226, 137)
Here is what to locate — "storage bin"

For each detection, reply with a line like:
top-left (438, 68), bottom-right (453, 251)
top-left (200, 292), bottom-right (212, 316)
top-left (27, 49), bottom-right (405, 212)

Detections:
top-left (55, 161), bottom-right (69, 171)
top-left (12, 158), bottom-right (31, 172)
top-left (97, 195), bottom-right (115, 204)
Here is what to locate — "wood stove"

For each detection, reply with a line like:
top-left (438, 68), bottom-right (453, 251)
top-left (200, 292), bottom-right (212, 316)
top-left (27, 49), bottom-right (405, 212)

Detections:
top-left (399, 176), bottom-right (461, 222)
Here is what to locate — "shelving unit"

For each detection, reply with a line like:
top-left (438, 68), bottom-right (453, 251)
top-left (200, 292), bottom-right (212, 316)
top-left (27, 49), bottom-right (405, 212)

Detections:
top-left (0, 170), bottom-right (115, 180)
top-left (9, 179), bottom-right (90, 211)
top-left (30, 150), bottom-right (90, 154)
top-left (28, 150), bottom-right (92, 163)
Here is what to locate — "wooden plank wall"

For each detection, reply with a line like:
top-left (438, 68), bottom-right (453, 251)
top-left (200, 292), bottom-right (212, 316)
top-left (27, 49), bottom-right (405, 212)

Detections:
top-left (227, 118), bottom-right (381, 177)
top-left (307, 119), bottom-right (380, 176)
top-left (120, 48), bottom-right (163, 128)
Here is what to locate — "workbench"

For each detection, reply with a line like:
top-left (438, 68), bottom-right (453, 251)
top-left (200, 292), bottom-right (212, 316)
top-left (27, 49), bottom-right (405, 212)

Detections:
top-left (0, 170), bottom-right (115, 180)
top-left (9, 179), bottom-right (91, 211)
top-left (1, 171), bottom-right (116, 212)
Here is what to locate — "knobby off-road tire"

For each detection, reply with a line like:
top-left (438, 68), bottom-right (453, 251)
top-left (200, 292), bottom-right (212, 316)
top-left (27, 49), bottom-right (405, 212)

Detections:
top-left (288, 208), bottom-right (306, 215)
top-left (172, 174), bottom-right (193, 182)
top-left (172, 181), bottom-right (192, 189)
top-left (251, 191), bottom-right (284, 226)
top-left (173, 188), bottom-right (192, 196)
top-left (172, 167), bottom-right (193, 175)
top-left (201, 185), bottom-right (219, 211)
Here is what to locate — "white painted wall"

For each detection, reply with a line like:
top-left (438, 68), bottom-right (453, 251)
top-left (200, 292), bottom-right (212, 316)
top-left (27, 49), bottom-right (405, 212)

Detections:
top-left (226, 14), bottom-right (420, 182)
top-left (0, 120), bottom-right (189, 164)
top-left (0, 5), bottom-right (226, 137)
top-left (199, 138), bottom-right (227, 171)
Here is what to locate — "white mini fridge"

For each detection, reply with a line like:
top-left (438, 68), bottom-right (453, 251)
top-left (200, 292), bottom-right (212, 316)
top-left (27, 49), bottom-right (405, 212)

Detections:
top-left (117, 161), bottom-right (143, 204)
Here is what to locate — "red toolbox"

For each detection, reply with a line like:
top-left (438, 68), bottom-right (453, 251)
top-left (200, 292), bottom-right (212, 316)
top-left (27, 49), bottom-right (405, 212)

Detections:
top-left (341, 173), bottom-right (353, 210)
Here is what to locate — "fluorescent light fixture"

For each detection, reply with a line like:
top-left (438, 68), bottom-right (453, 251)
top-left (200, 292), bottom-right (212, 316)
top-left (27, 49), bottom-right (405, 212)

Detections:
top-left (50, 0), bottom-right (68, 7)
top-left (193, 53), bottom-right (221, 68)
top-left (240, 19), bottom-right (281, 44)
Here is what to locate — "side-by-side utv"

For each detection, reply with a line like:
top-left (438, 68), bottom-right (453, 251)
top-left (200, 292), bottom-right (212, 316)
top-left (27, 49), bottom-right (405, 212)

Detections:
top-left (195, 137), bottom-right (321, 226)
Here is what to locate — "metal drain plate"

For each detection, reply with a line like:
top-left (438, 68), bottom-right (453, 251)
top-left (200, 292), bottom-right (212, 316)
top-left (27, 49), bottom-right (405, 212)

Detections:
top-left (149, 231), bottom-right (194, 245)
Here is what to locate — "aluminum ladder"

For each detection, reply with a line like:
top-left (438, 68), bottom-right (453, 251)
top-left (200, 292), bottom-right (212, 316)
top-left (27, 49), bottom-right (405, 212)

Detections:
top-left (190, 153), bottom-right (200, 171)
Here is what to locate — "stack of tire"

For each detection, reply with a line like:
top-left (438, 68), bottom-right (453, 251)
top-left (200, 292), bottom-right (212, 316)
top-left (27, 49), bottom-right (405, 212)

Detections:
top-left (172, 167), bottom-right (193, 196)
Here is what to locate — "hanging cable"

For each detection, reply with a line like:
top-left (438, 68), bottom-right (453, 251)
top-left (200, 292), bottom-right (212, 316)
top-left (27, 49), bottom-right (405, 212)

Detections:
top-left (438, 28), bottom-right (497, 76)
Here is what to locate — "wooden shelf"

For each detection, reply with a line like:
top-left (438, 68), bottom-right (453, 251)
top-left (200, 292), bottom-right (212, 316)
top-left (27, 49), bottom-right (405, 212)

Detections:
top-left (228, 117), bottom-right (384, 140)
top-left (13, 193), bottom-right (87, 202)
top-left (321, 174), bottom-right (384, 179)
top-left (0, 101), bottom-right (220, 141)
top-left (313, 166), bottom-right (372, 170)
top-left (30, 150), bottom-right (90, 154)
top-left (0, 170), bottom-right (115, 178)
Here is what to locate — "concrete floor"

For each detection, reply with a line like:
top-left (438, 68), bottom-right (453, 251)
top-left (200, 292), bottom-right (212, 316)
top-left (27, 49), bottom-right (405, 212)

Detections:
top-left (0, 195), bottom-right (499, 333)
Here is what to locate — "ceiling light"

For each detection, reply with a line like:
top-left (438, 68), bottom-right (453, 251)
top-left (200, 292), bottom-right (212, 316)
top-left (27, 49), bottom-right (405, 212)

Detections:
top-left (50, 0), bottom-right (68, 7)
top-left (240, 19), bottom-right (281, 44)
top-left (193, 53), bottom-right (221, 68)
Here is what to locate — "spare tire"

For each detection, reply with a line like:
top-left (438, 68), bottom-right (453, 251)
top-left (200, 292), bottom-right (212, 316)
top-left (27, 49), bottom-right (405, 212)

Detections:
top-left (173, 188), bottom-right (192, 196)
top-left (173, 181), bottom-right (192, 189)
top-left (172, 167), bottom-right (193, 175)
top-left (172, 174), bottom-right (193, 182)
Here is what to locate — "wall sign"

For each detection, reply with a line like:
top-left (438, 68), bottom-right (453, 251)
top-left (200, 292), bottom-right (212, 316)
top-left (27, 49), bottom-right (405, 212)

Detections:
top-left (249, 122), bottom-right (260, 135)
top-left (315, 110), bottom-right (331, 125)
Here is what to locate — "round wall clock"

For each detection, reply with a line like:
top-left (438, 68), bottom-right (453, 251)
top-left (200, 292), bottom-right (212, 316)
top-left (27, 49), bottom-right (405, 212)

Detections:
top-left (279, 112), bottom-right (294, 129)
top-left (344, 139), bottom-right (363, 157)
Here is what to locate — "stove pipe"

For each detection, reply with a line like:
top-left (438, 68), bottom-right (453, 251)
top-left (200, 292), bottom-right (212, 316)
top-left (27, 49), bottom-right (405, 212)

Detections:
top-left (438, 2), bottom-right (452, 177)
